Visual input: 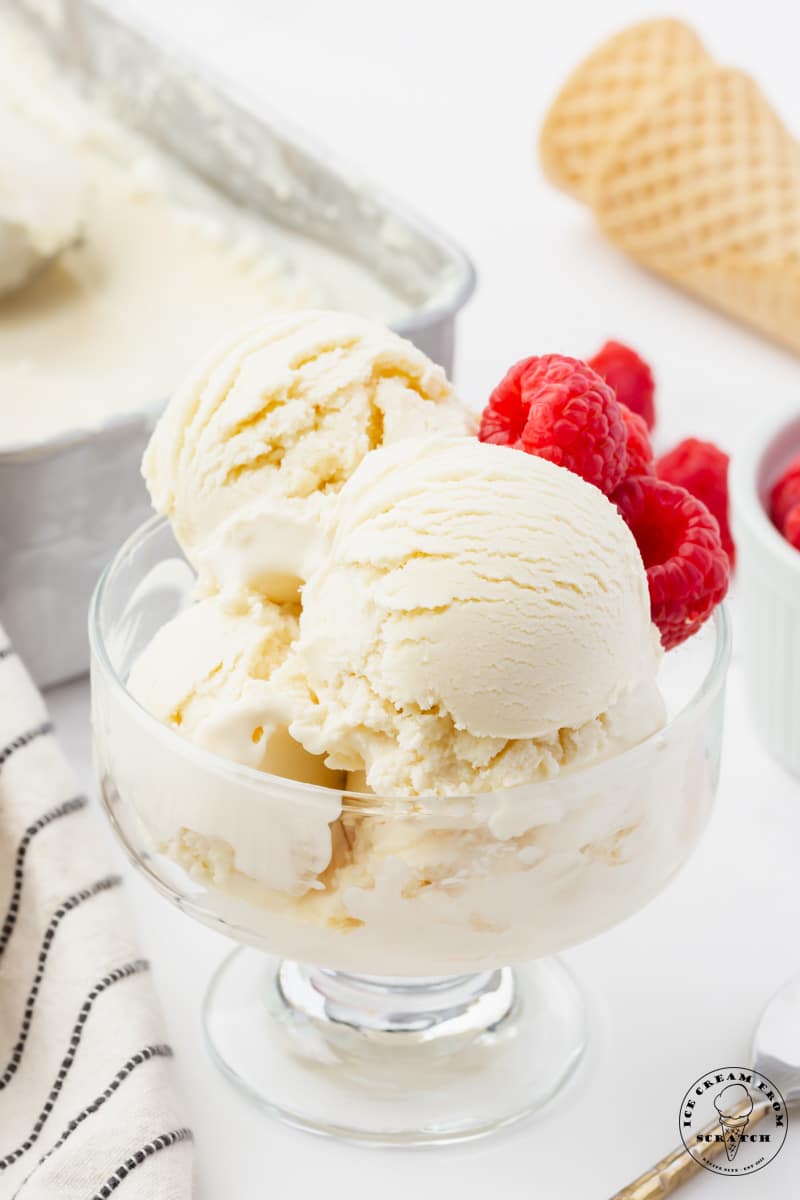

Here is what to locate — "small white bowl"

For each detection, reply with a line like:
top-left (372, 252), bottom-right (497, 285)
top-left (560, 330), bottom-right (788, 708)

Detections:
top-left (732, 411), bottom-right (800, 777)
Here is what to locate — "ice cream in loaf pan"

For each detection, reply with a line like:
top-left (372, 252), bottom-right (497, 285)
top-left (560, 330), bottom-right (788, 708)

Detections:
top-left (0, 14), bottom-right (408, 446)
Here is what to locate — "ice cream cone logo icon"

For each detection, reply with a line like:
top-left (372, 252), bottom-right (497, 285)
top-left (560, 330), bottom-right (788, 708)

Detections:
top-left (714, 1084), bottom-right (754, 1162)
top-left (680, 1067), bottom-right (787, 1175)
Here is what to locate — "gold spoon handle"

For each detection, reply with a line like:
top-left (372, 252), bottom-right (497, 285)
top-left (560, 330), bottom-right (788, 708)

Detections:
top-left (609, 1106), bottom-right (768, 1199)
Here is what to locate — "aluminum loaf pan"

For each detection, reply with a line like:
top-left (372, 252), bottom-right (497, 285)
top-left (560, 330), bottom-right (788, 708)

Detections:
top-left (1, 0), bottom-right (476, 688)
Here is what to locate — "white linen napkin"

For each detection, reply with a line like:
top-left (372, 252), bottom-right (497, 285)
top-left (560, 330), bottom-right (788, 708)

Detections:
top-left (0, 626), bottom-right (193, 1199)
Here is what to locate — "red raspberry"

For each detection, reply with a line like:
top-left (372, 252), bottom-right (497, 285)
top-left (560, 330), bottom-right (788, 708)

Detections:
top-left (479, 358), bottom-right (531, 446)
top-left (770, 455), bottom-right (800, 529)
top-left (588, 340), bottom-right (656, 430)
top-left (479, 355), bottom-right (628, 494)
top-left (656, 438), bottom-right (735, 568)
top-left (782, 503), bottom-right (800, 550)
top-left (620, 405), bottom-right (654, 477)
top-left (613, 476), bottom-right (729, 650)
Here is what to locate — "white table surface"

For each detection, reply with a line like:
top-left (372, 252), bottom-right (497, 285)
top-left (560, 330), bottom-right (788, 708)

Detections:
top-left (47, 0), bottom-right (800, 1194)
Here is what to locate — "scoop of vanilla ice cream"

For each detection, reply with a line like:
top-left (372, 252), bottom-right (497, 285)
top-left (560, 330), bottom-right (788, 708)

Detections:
top-left (0, 107), bottom-right (83, 297)
top-left (124, 595), bottom-right (342, 895)
top-left (274, 437), bottom-right (665, 796)
top-left (127, 593), bottom-right (338, 787)
top-left (142, 310), bottom-right (470, 602)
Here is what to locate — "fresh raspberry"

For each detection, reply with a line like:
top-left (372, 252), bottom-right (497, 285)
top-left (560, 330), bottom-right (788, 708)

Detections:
top-left (479, 355), bottom-right (628, 494)
top-left (620, 405), bottom-right (654, 477)
top-left (588, 340), bottom-right (656, 430)
top-left (478, 358), bottom-right (531, 446)
top-left (784, 504), bottom-right (800, 550)
top-left (770, 455), bottom-right (800, 529)
top-left (613, 476), bottom-right (729, 650)
top-left (656, 438), bottom-right (735, 568)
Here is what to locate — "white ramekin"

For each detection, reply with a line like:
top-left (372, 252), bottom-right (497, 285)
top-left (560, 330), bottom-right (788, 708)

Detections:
top-left (732, 411), bottom-right (800, 777)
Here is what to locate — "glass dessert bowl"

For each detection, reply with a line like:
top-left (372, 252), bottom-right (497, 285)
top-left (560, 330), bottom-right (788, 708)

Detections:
top-left (90, 516), bottom-right (731, 1145)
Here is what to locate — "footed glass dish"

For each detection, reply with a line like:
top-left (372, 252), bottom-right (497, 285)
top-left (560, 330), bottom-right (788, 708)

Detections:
top-left (89, 517), bottom-right (730, 1144)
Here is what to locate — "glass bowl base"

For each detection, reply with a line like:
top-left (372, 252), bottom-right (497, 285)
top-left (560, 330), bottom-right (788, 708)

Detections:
top-left (202, 948), bottom-right (587, 1145)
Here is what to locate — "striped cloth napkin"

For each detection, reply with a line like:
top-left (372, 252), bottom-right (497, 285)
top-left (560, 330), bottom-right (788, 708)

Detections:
top-left (0, 626), bottom-right (193, 1199)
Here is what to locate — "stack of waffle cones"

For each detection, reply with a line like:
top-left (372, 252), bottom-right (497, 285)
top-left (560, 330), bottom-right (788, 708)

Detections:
top-left (540, 20), bottom-right (800, 354)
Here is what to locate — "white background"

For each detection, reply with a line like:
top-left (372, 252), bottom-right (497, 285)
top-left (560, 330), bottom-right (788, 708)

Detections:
top-left (50, 0), bottom-right (800, 1195)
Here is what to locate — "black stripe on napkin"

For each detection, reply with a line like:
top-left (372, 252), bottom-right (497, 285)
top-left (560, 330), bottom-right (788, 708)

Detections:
top-left (0, 876), bottom-right (122, 1091)
top-left (0, 723), bottom-right (54, 771)
top-left (11, 1045), bottom-right (177, 1192)
top-left (0, 646), bottom-right (12, 661)
top-left (0, 797), bottom-right (87, 961)
top-left (91, 1128), bottom-right (193, 1199)
top-left (0, 961), bottom-right (150, 1167)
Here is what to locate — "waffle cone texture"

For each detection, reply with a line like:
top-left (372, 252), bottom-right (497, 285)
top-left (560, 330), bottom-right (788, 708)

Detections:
top-left (718, 1114), bottom-right (750, 1161)
top-left (540, 20), bottom-right (800, 354)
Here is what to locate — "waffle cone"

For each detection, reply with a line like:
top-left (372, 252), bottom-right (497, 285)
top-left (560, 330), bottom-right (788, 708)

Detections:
top-left (718, 1113), bottom-right (750, 1162)
top-left (590, 66), bottom-right (800, 353)
top-left (539, 19), bottom-right (710, 203)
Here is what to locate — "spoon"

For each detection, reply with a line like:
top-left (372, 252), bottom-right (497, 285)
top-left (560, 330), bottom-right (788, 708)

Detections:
top-left (609, 973), bottom-right (800, 1198)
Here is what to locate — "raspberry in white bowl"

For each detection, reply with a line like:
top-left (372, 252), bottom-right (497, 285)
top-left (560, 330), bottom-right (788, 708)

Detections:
top-left (733, 411), bottom-right (800, 777)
